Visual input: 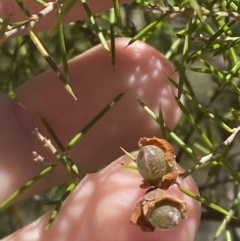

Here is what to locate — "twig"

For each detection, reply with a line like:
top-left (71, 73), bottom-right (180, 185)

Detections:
top-left (176, 33), bottom-right (240, 43)
top-left (148, 3), bottom-right (240, 19)
top-left (32, 151), bottom-right (45, 162)
top-left (33, 127), bottom-right (57, 154)
top-left (33, 128), bottom-right (79, 175)
top-left (32, 128), bottom-right (57, 162)
top-left (178, 126), bottom-right (240, 182)
top-left (2, 1), bottom-right (57, 40)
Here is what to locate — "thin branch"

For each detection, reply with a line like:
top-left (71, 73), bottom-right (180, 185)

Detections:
top-left (148, 3), bottom-right (240, 19)
top-left (33, 128), bottom-right (79, 175)
top-left (178, 126), bottom-right (240, 182)
top-left (33, 127), bottom-right (57, 158)
top-left (176, 33), bottom-right (240, 43)
top-left (1, 1), bottom-right (57, 40)
top-left (32, 151), bottom-right (45, 162)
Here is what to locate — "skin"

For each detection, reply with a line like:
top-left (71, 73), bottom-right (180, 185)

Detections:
top-left (0, 0), bottom-right (201, 240)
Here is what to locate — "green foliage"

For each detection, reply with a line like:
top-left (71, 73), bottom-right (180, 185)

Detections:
top-left (1, 0), bottom-right (240, 240)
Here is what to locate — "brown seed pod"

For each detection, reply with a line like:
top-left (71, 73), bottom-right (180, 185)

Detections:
top-left (130, 188), bottom-right (187, 231)
top-left (136, 137), bottom-right (178, 189)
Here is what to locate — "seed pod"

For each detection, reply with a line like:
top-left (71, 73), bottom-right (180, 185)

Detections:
top-left (137, 145), bottom-right (174, 181)
top-left (148, 201), bottom-right (182, 229)
top-left (136, 137), bottom-right (178, 189)
top-left (130, 188), bottom-right (187, 231)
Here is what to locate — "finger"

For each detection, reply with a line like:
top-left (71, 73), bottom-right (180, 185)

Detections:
top-left (0, 0), bottom-right (128, 36)
top-left (0, 38), bottom-right (181, 204)
top-left (3, 152), bottom-right (201, 241)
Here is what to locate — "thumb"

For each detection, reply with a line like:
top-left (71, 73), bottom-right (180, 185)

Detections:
top-left (3, 152), bottom-right (201, 241)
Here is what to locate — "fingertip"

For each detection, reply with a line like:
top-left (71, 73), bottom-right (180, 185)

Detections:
top-left (46, 152), bottom-right (200, 241)
top-left (1, 37), bottom-right (181, 205)
top-left (3, 152), bottom-right (200, 241)
top-left (15, 37), bottom-right (181, 180)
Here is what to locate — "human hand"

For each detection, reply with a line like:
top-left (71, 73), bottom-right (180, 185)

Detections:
top-left (0, 1), bottom-right (201, 240)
